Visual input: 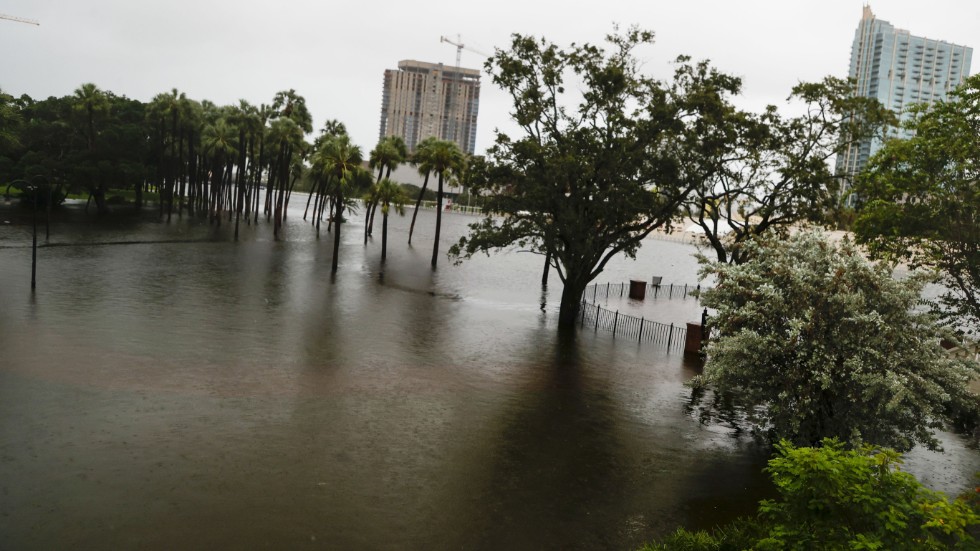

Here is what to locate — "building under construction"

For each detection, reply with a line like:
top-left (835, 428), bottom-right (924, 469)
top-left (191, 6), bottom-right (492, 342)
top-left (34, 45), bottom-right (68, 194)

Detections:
top-left (378, 60), bottom-right (480, 155)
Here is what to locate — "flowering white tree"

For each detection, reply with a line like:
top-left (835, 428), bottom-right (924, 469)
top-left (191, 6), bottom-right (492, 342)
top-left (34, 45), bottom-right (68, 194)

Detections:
top-left (692, 231), bottom-right (980, 451)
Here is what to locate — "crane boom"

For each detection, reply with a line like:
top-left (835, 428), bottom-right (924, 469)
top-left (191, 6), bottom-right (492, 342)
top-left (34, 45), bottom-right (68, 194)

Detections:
top-left (439, 35), bottom-right (488, 150)
top-left (0, 13), bottom-right (40, 26)
top-left (439, 35), bottom-right (489, 59)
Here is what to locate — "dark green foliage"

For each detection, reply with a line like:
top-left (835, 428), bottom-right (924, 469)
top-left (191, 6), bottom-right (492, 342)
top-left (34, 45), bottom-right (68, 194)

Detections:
top-left (400, 183), bottom-right (436, 202)
top-left (682, 77), bottom-right (894, 265)
top-left (755, 440), bottom-right (979, 550)
top-left (450, 27), bottom-right (743, 326)
top-left (639, 521), bottom-right (763, 551)
top-left (644, 440), bottom-right (980, 551)
top-left (854, 74), bottom-right (980, 336)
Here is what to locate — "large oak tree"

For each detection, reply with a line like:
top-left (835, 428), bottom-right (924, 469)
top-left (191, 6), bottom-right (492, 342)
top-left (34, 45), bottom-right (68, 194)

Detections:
top-left (450, 27), bottom-right (742, 327)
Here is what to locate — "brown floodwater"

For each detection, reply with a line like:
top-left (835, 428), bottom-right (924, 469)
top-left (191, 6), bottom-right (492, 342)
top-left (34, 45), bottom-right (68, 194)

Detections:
top-left (0, 197), bottom-right (975, 549)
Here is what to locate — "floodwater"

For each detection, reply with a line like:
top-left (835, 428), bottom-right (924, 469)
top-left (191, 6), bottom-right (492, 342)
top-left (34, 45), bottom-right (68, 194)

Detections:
top-left (0, 197), bottom-right (975, 549)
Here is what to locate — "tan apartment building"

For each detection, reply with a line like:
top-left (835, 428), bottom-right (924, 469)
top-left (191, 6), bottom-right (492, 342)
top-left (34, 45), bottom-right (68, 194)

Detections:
top-left (378, 60), bottom-right (480, 155)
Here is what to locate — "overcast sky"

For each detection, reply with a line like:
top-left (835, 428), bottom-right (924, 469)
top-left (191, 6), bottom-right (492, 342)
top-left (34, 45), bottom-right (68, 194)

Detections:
top-left (1, 1), bottom-right (977, 155)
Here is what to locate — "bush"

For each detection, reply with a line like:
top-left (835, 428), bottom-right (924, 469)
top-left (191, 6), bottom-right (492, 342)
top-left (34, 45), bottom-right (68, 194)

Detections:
top-left (643, 440), bottom-right (980, 550)
top-left (693, 231), bottom-right (980, 451)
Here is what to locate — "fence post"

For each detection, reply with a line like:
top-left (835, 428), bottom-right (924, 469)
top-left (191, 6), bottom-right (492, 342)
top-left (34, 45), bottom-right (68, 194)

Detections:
top-left (667, 323), bottom-right (674, 350)
top-left (654, 285), bottom-right (658, 299)
top-left (621, 283), bottom-right (624, 297)
top-left (639, 317), bottom-right (644, 341)
top-left (669, 283), bottom-right (674, 298)
top-left (606, 282), bottom-right (610, 299)
top-left (613, 310), bottom-right (619, 337)
top-left (595, 304), bottom-right (600, 331)
top-left (684, 284), bottom-right (688, 298)
top-left (593, 285), bottom-right (597, 302)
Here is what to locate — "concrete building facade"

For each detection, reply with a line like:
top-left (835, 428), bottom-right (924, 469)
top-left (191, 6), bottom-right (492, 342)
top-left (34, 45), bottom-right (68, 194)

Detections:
top-left (378, 60), bottom-right (481, 155)
top-left (836, 6), bottom-right (972, 185)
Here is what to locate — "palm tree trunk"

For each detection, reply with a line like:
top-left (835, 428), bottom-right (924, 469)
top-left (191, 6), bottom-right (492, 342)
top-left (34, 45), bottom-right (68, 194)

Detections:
top-left (234, 128), bottom-right (246, 241)
top-left (284, 172), bottom-right (298, 216)
top-left (431, 171), bottom-right (444, 268)
top-left (368, 200), bottom-right (379, 236)
top-left (177, 128), bottom-right (186, 217)
top-left (331, 191), bottom-right (343, 273)
top-left (408, 172), bottom-right (430, 244)
top-left (304, 176), bottom-right (317, 220)
top-left (364, 197), bottom-right (373, 244)
top-left (381, 209), bottom-right (389, 261)
top-left (315, 179), bottom-right (329, 234)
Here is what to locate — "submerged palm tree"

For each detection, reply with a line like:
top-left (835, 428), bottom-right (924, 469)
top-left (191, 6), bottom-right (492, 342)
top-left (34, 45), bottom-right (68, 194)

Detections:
top-left (314, 134), bottom-right (363, 273)
top-left (407, 137), bottom-right (439, 245)
top-left (200, 118), bottom-right (238, 225)
top-left (374, 178), bottom-right (408, 262)
top-left (427, 140), bottom-right (464, 268)
top-left (366, 136), bottom-right (407, 242)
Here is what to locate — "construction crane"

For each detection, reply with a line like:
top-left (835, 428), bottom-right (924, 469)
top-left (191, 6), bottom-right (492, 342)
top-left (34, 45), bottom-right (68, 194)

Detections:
top-left (0, 13), bottom-right (39, 26)
top-left (439, 35), bottom-right (489, 147)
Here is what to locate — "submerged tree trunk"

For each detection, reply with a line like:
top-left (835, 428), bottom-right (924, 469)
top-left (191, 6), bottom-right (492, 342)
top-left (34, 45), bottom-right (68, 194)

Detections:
top-left (364, 198), bottom-right (373, 244)
top-left (408, 172), bottom-right (430, 245)
top-left (134, 181), bottom-right (143, 210)
top-left (304, 176), bottom-right (317, 220)
top-left (331, 191), bottom-right (343, 273)
top-left (557, 273), bottom-right (590, 328)
top-left (542, 249), bottom-right (552, 286)
top-left (234, 128), bottom-right (247, 241)
top-left (381, 210), bottom-right (389, 261)
top-left (367, 200), bottom-right (379, 237)
top-left (92, 184), bottom-right (109, 215)
top-left (431, 171), bottom-right (444, 269)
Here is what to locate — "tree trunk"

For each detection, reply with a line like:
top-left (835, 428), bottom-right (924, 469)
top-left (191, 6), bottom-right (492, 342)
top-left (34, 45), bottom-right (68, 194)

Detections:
top-left (557, 275), bottom-right (589, 328)
top-left (408, 172), bottom-right (430, 244)
top-left (134, 181), bottom-right (143, 210)
top-left (273, 143), bottom-right (287, 239)
top-left (542, 249), bottom-right (552, 286)
top-left (304, 176), bottom-right (317, 220)
top-left (331, 191), bottom-right (343, 273)
top-left (177, 127), bottom-right (186, 217)
top-left (92, 185), bottom-right (109, 216)
top-left (364, 198), bottom-right (373, 244)
top-left (381, 210), bottom-right (388, 261)
top-left (367, 200), bottom-right (379, 236)
top-left (431, 171), bottom-right (444, 268)
top-left (187, 130), bottom-right (196, 216)
top-left (234, 128), bottom-right (247, 241)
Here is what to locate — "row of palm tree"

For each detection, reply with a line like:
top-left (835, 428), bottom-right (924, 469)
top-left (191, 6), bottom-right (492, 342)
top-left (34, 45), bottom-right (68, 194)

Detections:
top-left (142, 87), bottom-right (314, 241)
top-left (326, 134), bottom-right (467, 271)
top-left (4, 82), bottom-right (472, 272)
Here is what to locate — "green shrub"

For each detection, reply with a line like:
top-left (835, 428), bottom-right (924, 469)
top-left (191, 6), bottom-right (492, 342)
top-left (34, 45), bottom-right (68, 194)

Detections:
top-left (643, 440), bottom-right (979, 550)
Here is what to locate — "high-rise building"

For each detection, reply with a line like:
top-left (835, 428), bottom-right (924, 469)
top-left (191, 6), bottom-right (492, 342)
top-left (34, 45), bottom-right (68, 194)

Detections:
top-left (837, 6), bottom-right (972, 188)
top-left (378, 60), bottom-right (481, 155)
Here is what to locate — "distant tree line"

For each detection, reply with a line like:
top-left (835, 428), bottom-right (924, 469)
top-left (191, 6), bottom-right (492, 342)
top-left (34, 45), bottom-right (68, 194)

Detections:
top-left (0, 84), bottom-right (473, 271)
